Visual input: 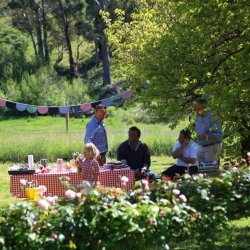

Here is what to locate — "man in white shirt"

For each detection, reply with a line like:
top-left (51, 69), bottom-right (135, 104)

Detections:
top-left (161, 129), bottom-right (198, 180)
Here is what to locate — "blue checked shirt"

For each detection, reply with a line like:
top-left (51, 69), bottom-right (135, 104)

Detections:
top-left (196, 110), bottom-right (223, 146)
top-left (84, 116), bottom-right (108, 153)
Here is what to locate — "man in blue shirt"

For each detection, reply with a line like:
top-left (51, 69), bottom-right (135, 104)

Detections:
top-left (195, 98), bottom-right (223, 163)
top-left (84, 104), bottom-right (108, 165)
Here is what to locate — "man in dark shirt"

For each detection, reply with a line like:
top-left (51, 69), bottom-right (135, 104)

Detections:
top-left (117, 126), bottom-right (153, 180)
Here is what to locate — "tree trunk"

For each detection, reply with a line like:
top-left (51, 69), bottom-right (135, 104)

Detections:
top-left (34, 0), bottom-right (44, 60)
top-left (57, 0), bottom-right (78, 78)
top-left (101, 37), bottom-right (111, 86)
top-left (23, 13), bottom-right (38, 57)
top-left (41, 0), bottom-right (49, 63)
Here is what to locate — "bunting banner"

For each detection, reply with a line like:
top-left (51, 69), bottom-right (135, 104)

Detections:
top-left (0, 90), bottom-right (133, 115)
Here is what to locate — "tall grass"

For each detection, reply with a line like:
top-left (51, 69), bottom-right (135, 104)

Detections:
top-left (0, 106), bottom-right (186, 162)
top-left (0, 128), bottom-right (177, 162)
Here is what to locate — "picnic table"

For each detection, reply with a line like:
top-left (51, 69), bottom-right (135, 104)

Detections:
top-left (10, 168), bottom-right (135, 198)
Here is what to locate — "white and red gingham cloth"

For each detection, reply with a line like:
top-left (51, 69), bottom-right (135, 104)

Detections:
top-left (10, 169), bottom-right (135, 198)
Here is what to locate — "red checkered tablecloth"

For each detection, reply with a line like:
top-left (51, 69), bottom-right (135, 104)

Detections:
top-left (10, 169), bottom-right (135, 198)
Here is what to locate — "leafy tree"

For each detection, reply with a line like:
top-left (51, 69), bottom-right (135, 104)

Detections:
top-left (104, 0), bottom-right (250, 156)
top-left (0, 23), bottom-right (29, 89)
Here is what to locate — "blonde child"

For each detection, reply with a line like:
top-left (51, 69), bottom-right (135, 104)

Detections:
top-left (77, 143), bottom-right (100, 186)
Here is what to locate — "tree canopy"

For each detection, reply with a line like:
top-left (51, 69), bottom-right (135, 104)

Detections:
top-left (104, 0), bottom-right (250, 155)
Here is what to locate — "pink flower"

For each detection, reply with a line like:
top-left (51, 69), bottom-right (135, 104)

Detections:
top-left (46, 196), bottom-right (57, 205)
top-left (121, 176), bottom-right (129, 183)
top-left (141, 179), bottom-right (149, 191)
top-left (173, 205), bottom-right (180, 213)
top-left (51, 233), bottom-right (58, 239)
top-left (20, 179), bottom-right (27, 186)
top-left (39, 185), bottom-right (47, 194)
top-left (179, 194), bottom-right (187, 203)
top-left (65, 189), bottom-right (76, 199)
top-left (39, 199), bottom-right (50, 210)
top-left (173, 189), bottom-right (180, 196)
top-left (141, 179), bottom-right (148, 185)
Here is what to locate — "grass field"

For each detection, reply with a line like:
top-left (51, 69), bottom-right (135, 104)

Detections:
top-left (0, 106), bottom-right (185, 162)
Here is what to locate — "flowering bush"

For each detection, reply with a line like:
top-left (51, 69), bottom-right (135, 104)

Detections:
top-left (0, 167), bottom-right (249, 249)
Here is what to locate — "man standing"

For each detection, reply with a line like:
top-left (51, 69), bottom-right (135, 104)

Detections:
top-left (84, 104), bottom-right (108, 165)
top-left (117, 126), bottom-right (153, 180)
top-left (195, 98), bottom-right (223, 163)
top-left (161, 129), bottom-right (198, 180)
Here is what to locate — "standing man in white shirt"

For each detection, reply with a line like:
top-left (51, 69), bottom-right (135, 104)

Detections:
top-left (161, 129), bottom-right (198, 180)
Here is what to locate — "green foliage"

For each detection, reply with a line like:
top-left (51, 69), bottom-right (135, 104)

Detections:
top-left (104, 0), bottom-right (250, 155)
top-left (0, 166), bottom-right (249, 249)
top-left (0, 23), bottom-right (29, 86)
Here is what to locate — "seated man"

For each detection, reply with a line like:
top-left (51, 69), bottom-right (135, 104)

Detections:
top-left (161, 129), bottom-right (198, 180)
top-left (117, 126), bottom-right (153, 180)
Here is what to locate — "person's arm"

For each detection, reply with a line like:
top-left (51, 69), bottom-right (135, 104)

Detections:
top-left (142, 143), bottom-right (151, 169)
top-left (178, 155), bottom-right (196, 164)
top-left (197, 114), bottom-right (222, 143)
top-left (172, 139), bottom-right (189, 159)
top-left (117, 143), bottom-right (126, 161)
top-left (84, 122), bottom-right (96, 144)
top-left (92, 160), bottom-right (99, 186)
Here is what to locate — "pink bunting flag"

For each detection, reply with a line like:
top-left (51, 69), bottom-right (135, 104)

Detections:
top-left (80, 103), bottom-right (91, 112)
top-left (0, 99), bottom-right (6, 107)
top-left (121, 91), bottom-right (133, 100)
top-left (37, 106), bottom-right (48, 114)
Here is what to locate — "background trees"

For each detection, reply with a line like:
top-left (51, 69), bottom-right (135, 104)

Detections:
top-left (104, 0), bottom-right (250, 155)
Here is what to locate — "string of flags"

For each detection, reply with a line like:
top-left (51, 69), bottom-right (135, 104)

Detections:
top-left (0, 90), bottom-right (133, 115)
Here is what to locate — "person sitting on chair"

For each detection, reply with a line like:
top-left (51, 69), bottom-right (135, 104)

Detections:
top-left (161, 129), bottom-right (198, 180)
top-left (117, 126), bottom-right (154, 180)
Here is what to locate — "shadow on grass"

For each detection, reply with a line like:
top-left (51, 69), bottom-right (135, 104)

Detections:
top-left (168, 225), bottom-right (250, 250)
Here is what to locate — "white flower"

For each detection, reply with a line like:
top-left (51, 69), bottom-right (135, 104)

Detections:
top-left (39, 199), bottom-right (50, 210)
top-left (121, 176), bottom-right (129, 183)
top-left (20, 179), bottom-right (27, 186)
top-left (173, 189), bottom-right (180, 196)
top-left (65, 189), bottom-right (76, 199)
top-left (76, 192), bottom-right (82, 198)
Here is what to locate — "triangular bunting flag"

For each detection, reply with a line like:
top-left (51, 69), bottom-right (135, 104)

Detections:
top-left (26, 105), bottom-right (37, 113)
top-left (101, 98), bottom-right (113, 107)
top-left (0, 99), bottom-right (6, 107)
top-left (16, 103), bottom-right (27, 112)
top-left (91, 101), bottom-right (101, 109)
top-left (59, 106), bottom-right (70, 114)
top-left (37, 106), bottom-right (49, 114)
top-left (6, 101), bottom-right (16, 109)
top-left (122, 91), bottom-right (133, 100)
top-left (80, 103), bottom-right (91, 112)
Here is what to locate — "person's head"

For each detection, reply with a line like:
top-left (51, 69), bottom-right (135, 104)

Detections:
top-left (128, 126), bottom-right (141, 142)
top-left (178, 129), bottom-right (191, 144)
top-left (194, 98), bottom-right (207, 115)
top-left (94, 104), bottom-right (106, 121)
top-left (83, 143), bottom-right (100, 160)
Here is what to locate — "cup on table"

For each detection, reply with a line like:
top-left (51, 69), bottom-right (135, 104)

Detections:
top-left (56, 158), bottom-right (64, 168)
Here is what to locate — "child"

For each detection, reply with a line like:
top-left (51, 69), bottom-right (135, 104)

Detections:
top-left (77, 143), bottom-right (100, 186)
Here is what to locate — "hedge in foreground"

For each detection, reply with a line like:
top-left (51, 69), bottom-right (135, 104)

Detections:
top-left (0, 167), bottom-right (249, 250)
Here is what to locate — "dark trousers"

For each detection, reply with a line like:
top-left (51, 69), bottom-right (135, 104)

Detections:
top-left (161, 164), bottom-right (198, 180)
